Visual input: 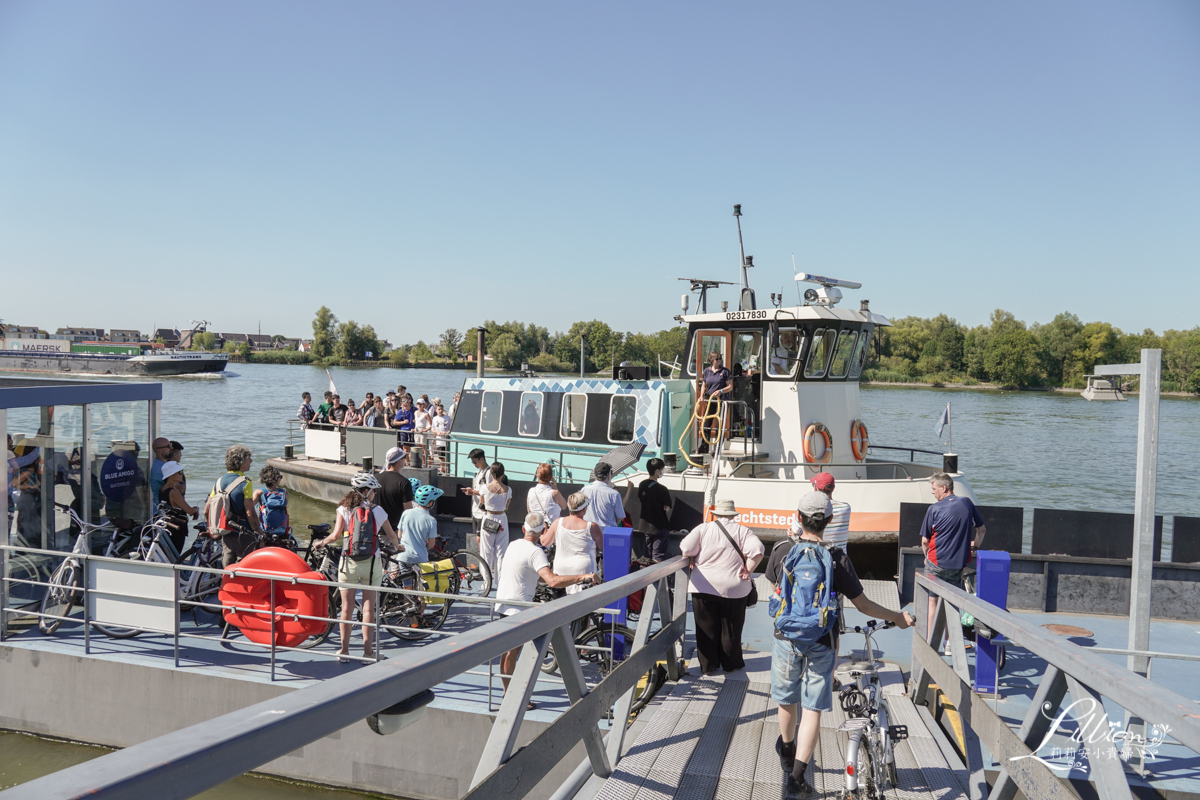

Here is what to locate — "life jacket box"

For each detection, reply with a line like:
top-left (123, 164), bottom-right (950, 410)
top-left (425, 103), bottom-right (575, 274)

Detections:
top-left (219, 547), bottom-right (329, 648)
top-left (420, 559), bottom-right (456, 606)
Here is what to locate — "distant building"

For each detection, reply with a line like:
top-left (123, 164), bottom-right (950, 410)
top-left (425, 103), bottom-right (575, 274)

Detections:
top-left (278, 338), bottom-right (301, 350)
top-left (247, 334), bottom-right (273, 350)
top-left (57, 327), bottom-right (105, 342)
top-left (109, 329), bottom-right (142, 343)
top-left (154, 328), bottom-right (181, 347)
top-left (298, 340), bottom-right (313, 353)
top-left (218, 333), bottom-right (250, 347)
top-left (1, 324), bottom-right (40, 338)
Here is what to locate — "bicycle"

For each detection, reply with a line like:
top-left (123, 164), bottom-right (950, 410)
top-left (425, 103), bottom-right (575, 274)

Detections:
top-left (94, 515), bottom-right (224, 639)
top-left (375, 548), bottom-right (455, 640)
top-left (427, 536), bottom-right (492, 600)
top-left (38, 503), bottom-right (140, 635)
top-left (835, 619), bottom-right (908, 800)
top-left (297, 523), bottom-right (342, 649)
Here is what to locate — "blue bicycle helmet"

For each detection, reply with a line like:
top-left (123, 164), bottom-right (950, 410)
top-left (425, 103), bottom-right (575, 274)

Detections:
top-left (415, 485), bottom-right (444, 507)
top-left (409, 477), bottom-right (422, 491)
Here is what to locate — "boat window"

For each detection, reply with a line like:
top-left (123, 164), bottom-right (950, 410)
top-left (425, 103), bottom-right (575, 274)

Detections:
top-left (804, 329), bottom-right (838, 378)
top-left (768, 327), bottom-right (805, 378)
top-left (849, 326), bottom-right (872, 378)
top-left (608, 395), bottom-right (637, 444)
top-left (828, 331), bottom-right (858, 378)
top-left (518, 392), bottom-right (543, 437)
top-left (560, 393), bottom-right (587, 440)
top-left (688, 330), bottom-right (729, 377)
top-left (479, 391), bottom-right (503, 434)
top-left (732, 332), bottom-right (762, 376)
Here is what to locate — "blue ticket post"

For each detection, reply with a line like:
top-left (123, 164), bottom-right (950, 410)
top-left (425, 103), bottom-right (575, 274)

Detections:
top-left (603, 527), bottom-right (633, 659)
top-left (973, 550), bottom-right (1011, 695)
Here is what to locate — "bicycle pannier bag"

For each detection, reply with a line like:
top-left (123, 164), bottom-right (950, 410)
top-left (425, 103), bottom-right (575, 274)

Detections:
top-left (769, 540), bottom-right (839, 644)
top-left (347, 506), bottom-right (379, 562)
top-left (206, 474), bottom-right (248, 536)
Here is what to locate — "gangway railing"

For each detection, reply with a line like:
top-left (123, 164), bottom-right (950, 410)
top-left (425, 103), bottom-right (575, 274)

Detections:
top-left (0, 556), bottom-right (691, 800)
top-left (911, 573), bottom-right (1200, 800)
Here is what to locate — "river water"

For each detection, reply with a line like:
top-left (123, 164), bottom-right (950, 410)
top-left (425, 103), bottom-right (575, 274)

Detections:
top-left (5, 364), bottom-right (1200, 795)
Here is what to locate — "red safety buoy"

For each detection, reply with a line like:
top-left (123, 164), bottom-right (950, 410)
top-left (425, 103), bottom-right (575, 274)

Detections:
top-left (219, 547), bottom-right (329, 648)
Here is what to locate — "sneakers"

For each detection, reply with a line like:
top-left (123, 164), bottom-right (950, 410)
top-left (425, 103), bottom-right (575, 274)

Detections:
top-left (775, 736), bottom-right (796, 772)
top-left (784, 774), bottom-right (814, 798)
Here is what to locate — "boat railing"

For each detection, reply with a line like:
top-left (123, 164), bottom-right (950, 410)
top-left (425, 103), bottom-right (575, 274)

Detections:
top-left (866, 444), bottom-right (945, 463)
top-left (0, 545), bottom-right (691, 800)
top-left (727, 459), bottom-right (921, 479)
top-left (912, 572), bottom-right (1200, 793)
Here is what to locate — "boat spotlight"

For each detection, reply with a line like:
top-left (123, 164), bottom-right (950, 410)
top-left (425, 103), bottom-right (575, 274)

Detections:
top-left (804, 288), bottom-right (819, 302)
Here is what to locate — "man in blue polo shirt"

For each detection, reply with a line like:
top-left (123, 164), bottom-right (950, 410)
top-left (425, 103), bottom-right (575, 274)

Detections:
top-left (920, 472), bottom-right (986, 639)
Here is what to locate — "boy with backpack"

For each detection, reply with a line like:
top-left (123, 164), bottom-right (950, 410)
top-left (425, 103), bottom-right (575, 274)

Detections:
top-left (766, 491), bottom-right (913, 797)
top-left (254, 466), bottom-right (294, 546)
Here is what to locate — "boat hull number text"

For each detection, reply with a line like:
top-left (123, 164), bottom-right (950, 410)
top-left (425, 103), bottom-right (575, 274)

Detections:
top-left (725, 310), bottom-right (767, 320)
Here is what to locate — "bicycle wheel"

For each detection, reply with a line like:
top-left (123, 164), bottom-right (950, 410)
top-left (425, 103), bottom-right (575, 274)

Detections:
top-left (6, 554), bottom-right (46, 610)
top-left (382, 569), bottom-right (452, 640)
top-left (38, 557), bottom-right (81, 635)
top-left (853, 735), bottom-right (877, 800)
top-left (450, 549), bottom-right (492, 599)
top-left (574, 623), bottom-right (638, 677)
top-left (297, 587), bottom-right (342, 649)
top-left (630, 663), bottom-right (667, 715)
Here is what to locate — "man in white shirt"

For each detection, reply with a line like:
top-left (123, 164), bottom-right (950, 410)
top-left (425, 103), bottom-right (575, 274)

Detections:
top-left (459, 448), bottom-right (492, 540)
top-left (809, 472), bottom-right (850, 551)
top-left (497, 513), bottom-right (598, 706)
top-left (581, 461), bottom-right (625, 529)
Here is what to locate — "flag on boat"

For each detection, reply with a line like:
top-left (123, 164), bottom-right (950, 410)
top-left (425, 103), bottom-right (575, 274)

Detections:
top-left (326, 369), bottom-right (338, 397)
top-left (934, 403), bottom-right (950, 438)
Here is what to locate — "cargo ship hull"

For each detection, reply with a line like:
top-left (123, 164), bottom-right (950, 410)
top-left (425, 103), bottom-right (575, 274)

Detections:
top-left (0, 350), bottom-right (227, 376)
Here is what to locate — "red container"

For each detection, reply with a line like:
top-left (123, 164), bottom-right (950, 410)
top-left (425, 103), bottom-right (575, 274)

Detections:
top-left (219, 547), bottom-right (329, 648)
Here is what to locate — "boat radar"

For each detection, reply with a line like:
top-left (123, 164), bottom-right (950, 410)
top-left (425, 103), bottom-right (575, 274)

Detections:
top-left (795, 273), bottom-right (862, 308)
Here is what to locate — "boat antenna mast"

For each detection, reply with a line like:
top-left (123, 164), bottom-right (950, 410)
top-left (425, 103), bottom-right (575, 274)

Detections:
top-left (733, 204), bottom-right (756, 311)
top-left (673, 277), bottom-right (735, 318)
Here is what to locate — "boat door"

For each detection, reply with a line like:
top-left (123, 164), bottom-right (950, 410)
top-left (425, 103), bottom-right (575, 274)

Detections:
top-left (729, 329), bottom-right (763, 441)
top-left (694, 329), bottom-right (732, 442)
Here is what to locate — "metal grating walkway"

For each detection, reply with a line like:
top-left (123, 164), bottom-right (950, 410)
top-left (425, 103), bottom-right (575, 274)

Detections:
top-left (595, 653), bottom-right (968, 800)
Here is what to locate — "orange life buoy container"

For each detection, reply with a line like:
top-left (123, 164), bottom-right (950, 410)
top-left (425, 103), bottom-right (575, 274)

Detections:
top-left (850, 419), bottom-right (869, 461)
top-left (802, 422), bottom-right (833, 464)
top-left (219, 547), bottom-right (329, 648)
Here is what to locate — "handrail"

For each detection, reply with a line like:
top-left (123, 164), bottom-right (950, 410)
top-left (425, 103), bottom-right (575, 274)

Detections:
top-left (728, 459), bottom-right (919, 478)
top-left (868, 444), bottom-right (944, 463)
top-left (0, 556), bottom-right (691, 800)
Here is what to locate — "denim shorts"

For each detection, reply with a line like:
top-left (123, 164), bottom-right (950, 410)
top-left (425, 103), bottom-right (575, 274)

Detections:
top-left (924, 559), bottom-right (963, 588)
top-left (770, 638), bottom-right (836, 711)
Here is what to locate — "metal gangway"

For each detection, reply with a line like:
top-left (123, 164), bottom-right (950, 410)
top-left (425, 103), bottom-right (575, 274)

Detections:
top-left (5, 555), bottom-right (1200, 800)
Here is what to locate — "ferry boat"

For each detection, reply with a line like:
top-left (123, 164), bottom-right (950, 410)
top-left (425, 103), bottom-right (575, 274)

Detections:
top-left (0, 333), bottom-right (227, 377)
top-left (441, 207), bottom-right (976, 547)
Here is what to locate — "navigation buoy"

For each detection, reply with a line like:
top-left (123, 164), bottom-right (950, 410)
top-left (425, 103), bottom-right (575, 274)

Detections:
top-left (803, 422), bottom-right (833, 464)
top-left (850, 419), bottom-right (869, 462)
top-left (219, 547), bottom-right (329, 648)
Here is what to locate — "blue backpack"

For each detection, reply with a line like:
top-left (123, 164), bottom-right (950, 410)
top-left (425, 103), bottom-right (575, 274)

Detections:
top-left (769, 540), bottom-right (839, 644)
top-left (258, 488), bottom-right (289, 535)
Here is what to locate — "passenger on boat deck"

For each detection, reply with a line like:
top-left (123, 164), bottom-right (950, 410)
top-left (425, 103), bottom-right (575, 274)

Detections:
top-left (699, 352), bottom-right (732, 454)
top-left (329, 395), bottom-right (348, 426)
top-left (498, 513), bottom-right (598, 705)
top-left (316, 391), bottom-right (334, 424)
top-left (151, 436), bottom-right (172, 507)
top-left (159, 462), bottom-right (196, 554)
top-left (297, 392), bottom-right (315, 425)
top-left (798, 472), bottom-right (850, 551)
top-left (394, 397), bottom-right (416, 453)
top-left (431, 404), bottom-right (451, 472)
top-left (414, 398), bottom-right (432, 443)
top-left (920, 472), bottom-right (985, 640)
top-left (636, 458), bottom-right (673, 562)
top-left (460, 449), bottom-right (492, 539)
top-left (449, 392), bottom-right (460, 419)
top-left (527, 463), bottom-right (565, 527)
top-left (376, 447), bottom-right (414, 529)
top-left (581, 461), bottom-right (627, 529)
top-left (520, 398), bottom-right (540, 435)
top-left (477, 462), bottom-right (512, 577)
top-left (344, 399), bottom-right (363, 427)
top-left (363, 397), bottom-right (385, 428)
top-left (363, 392), bottom-right (375, 411)
top-left (206, 444), bottom-right (264, 567)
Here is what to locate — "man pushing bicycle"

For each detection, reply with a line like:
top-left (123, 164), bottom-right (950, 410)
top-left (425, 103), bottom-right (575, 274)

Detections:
top-left (765, 491), bottom-right (914, 797)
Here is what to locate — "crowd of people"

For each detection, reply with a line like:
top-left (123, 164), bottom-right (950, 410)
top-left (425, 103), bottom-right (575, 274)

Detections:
top-left (297, 386), bottom-right (460, 471)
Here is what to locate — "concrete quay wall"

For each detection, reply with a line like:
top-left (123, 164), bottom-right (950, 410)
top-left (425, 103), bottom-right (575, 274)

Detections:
top-left (0, 643), bottom-right (586, 799)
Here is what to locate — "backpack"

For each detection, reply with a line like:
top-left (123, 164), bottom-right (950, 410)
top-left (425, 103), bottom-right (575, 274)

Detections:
top-left (259, 488), bottom-right (289, 535)
top-left (347, 506), bottom-right (379, 562)
top-left (206, 474), bottom-right (249, 535)
top-left (768, 540), bottom-right (839, 644)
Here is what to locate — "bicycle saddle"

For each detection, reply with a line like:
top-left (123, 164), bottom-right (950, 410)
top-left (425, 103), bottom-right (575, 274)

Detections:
top-left (307, 523), bottom-right (332, 535)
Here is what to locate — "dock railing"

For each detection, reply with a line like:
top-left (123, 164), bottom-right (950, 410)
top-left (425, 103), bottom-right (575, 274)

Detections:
top-left (0, 553), bottom-right (690, 800)
top-left (911, 572), bottom-right (1200, 800)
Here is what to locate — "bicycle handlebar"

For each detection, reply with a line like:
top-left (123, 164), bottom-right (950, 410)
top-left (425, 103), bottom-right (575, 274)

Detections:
top-left (852, 620), bottom-right (896, 633)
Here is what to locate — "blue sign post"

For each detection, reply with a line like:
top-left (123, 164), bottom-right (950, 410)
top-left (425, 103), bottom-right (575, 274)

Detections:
top-left (973, 550), bottom-right (1010, 695)
top-left (602, 527), bottom-right (633, 659)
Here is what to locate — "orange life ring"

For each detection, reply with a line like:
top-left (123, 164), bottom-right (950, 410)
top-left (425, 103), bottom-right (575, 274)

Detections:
top-left (803, 422), bottom-right (833, 464)
top-left (850, 419), bottom-right (869, 461)
top-left (219, 547), bottom-right (329, 648)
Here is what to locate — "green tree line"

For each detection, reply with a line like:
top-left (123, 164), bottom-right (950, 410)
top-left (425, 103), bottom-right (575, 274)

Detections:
top-left (870, 310), bottom-right (1200, 392)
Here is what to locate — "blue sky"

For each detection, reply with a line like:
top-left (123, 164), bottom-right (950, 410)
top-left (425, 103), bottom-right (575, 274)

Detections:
top-left (2, 1), bottom-right (1198, 344)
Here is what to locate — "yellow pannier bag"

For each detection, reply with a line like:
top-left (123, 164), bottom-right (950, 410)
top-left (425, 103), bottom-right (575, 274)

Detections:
top-left (420, 559), bottom-right (456, 606)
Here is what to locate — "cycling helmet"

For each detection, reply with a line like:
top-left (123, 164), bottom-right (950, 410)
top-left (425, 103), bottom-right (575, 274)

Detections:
top-left (409, 477), bottom-right (422, 491)
top-left (351, 472), bottom-right (382, 492)
top-left (415, 485), bottom-right (444, 507)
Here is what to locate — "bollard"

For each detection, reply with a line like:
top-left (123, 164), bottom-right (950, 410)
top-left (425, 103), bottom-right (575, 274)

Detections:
top-left (362, 456), bottom-right (373, 472)
top-left (283, 445), bottom-right (294, 459)
top-left (973, 550), bottom-right (1010, 695)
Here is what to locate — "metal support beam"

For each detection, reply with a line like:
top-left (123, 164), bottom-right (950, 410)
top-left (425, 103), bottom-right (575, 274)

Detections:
top-left (988, 666), bottom-right (1068, 800)
top-left (607, 581), bottom-right (659, 764)
top-left (472, 633), bottom-right (552, 789)
top-left (658, 576), bottom-right (682, 681)
top-left (550, 625), bottom-right (612, 779)
top-left (1064, 675), bottom-right (1135, 800)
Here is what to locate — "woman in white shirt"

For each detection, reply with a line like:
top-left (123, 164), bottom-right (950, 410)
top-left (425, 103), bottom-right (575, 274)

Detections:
top-left (541, 492), bottom-right (603, 595)
top-left (318, 472), bottom-right (401, 661)
top-left (478, 461), bottom-right (512, 578)
top-left (430, 403), bottom-right (452, 472)
top-left (526, 463), bottom-right (565, 528)
top-left (413, 400), bottom-right (432, 466)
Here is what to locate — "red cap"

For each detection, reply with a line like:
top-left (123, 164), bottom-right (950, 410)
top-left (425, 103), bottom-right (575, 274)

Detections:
top-left (811, 472), bottom-right (835, 491)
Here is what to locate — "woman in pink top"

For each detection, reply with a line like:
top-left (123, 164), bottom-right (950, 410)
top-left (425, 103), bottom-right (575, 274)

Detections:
top-left (344, 399), bottom-right (363, 427)
top-left (680, 498), bottom-right (764, 675)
